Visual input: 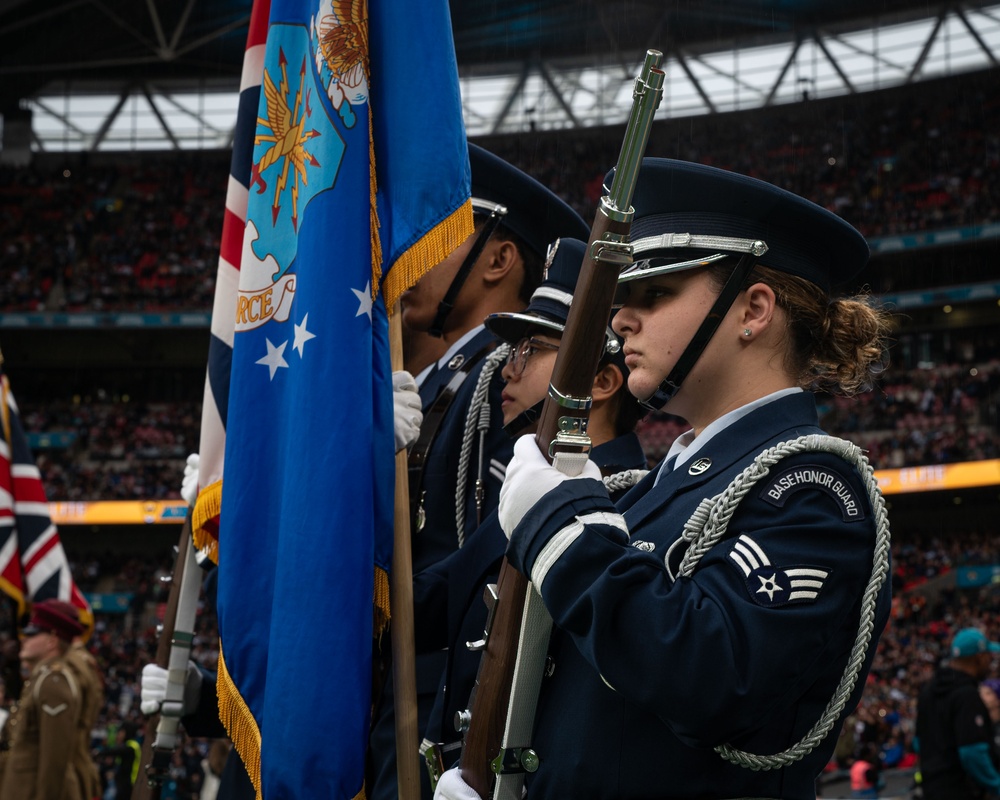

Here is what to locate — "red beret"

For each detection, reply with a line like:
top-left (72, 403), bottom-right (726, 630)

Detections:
top-left (23, 599), bottom-right (85, 642)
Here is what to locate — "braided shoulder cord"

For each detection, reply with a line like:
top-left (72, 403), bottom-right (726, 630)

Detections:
top-left (674, 434), bottom-right (890, 771)
top-left (455, 344), bottom-right (510, 548)
top-left (603, 469), bottom-right (649, 493)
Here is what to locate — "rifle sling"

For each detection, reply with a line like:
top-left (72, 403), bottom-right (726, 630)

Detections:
top-left (408, 342), bottom-right (496, 529)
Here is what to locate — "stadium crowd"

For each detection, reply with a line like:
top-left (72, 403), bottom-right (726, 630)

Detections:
top-left (9, 355), bottom-right (999, 502)
top-left (23, 399), bottom-right (202, 501)
top-left (1, 74), bottom-right (997, 314)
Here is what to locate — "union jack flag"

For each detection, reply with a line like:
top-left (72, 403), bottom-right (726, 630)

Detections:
top-left (0, 369), bottom-right (92, 634)
top-left (190, 0), bottom-right (270, 563)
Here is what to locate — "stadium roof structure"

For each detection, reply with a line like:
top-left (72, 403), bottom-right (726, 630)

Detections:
top-left (1, 0), bottom-right (998, 150)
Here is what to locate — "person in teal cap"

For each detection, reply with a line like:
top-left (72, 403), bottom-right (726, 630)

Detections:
top-left (917, 627), bottom-right (1000, 800)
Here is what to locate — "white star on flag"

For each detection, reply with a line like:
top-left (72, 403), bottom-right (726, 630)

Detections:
top-left (352, 281), bottom-right (374, 322)
top-left (257, 338), bottom-right (289, 380)
top-left (293, 314), bottom-right (317, 357)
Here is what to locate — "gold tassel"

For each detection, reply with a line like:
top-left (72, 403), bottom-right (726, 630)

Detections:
top-left (191, 481), bottom-right (223, 564)
top-left (217, 646), bottom-right (263, 800)
top-left (383, 199), bottom-right (474, 314)
top-left (1, 375), bottom-right (11, 446)
top-left (373, 565), bottom-right (390, 637)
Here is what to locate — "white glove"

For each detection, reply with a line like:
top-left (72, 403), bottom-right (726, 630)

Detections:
top-left (181, 453), bottom-right (200, 506)
top-left (140, 661), bottom-right (203, 716)
top-left (499, 434), bottom-right (602, 539)
top-left (433, 768), bottom-right (483, 800)
top-left (393, 370), bottom-right (422, 452)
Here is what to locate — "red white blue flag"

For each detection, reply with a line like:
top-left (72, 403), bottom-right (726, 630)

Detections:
top-left (0, 370), bottom-right (93, 635)
top-left (212, 0), bottom-right (472, 796)
top-left (191, 0), bottom-right (271, 562)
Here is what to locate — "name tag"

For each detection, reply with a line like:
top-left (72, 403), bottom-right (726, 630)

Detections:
top-left (760, 463), bottom-right (864, 522)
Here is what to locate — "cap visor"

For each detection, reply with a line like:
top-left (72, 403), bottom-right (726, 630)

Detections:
top-left (484, 312), bottom-right (564, 346)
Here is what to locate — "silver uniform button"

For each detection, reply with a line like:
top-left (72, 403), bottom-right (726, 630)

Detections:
top-left (447, 354), bottom-right (465, 370)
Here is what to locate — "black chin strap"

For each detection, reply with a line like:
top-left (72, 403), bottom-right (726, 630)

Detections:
top-left (640, 253), bottom-right (759, 412)
top-left (428, 207), bottom-right (506, 338)
top-left (503, 399), bottom-right (544, 438)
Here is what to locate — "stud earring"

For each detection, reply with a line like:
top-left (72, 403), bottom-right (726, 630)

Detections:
top-left (743, 328), bottom-right (752, 337)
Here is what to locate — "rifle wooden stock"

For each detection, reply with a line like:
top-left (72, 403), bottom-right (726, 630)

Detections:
top-left (459, 51), bottom-right (663, 799)
top-left (133, 517), bottom-right (192, 800)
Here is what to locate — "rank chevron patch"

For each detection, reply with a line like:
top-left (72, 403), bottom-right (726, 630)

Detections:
top-left (728, 533), bottom-right (831, 608)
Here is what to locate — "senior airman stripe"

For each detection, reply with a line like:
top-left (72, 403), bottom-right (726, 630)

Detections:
top-left (729, 535), bottom-right (831, 607)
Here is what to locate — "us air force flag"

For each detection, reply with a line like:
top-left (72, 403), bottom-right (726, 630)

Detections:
top-left (216, 0), bottom-right (472, 797)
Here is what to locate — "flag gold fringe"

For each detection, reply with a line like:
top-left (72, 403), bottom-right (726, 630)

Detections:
top-left (0, 577), bottom-right (25, 617)
top-left (373, 565), bottom-right (390, 636)
top-left (1, 375), bottom-right (11, 447)
top-left (218, 642), bottom-right (368, 800)
top-left (217, 645), bottom-right (263, 800)
top-left (382, 199), bottom-right (474, 315)
top-left (192, 480), bottom-right (222, 565)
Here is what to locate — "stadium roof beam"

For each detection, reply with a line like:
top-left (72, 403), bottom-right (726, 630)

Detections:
top-left (141, 84), bottom-right (179, 149)
top-left (671, 46), bottom-right (718, 114)
top-left (538, 61), bottom-right (581, 128)
top-left (956, 5), bottom-right (1000, 66)
top-left (89, 87), bottom-right (130, 152)
top-left (16, 2), bottom-right (1000, 149)
top-left (763, 35), bottom-right (804, 107)
top-left (906, 10), bottom-right (947, 83)
top-left (489, 62), bottom-right (532, 136)
top-left (813, 31), bottom-right (857, 93)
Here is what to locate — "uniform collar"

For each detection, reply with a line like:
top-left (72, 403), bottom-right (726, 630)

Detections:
top-left (625, 391), bottom-right (821, 529)
top-left (415, 325), bottom-right (488, 390)
top-left (666, 387), bottom-right (803, 471)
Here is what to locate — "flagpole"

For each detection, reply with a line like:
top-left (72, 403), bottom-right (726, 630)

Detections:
top-left (389, 307), bottom-right (421, 800)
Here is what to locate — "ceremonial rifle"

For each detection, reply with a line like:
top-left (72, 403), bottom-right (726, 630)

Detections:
top-left (457, 50), bottom-right (664, 800)
top-left (133, 514), bottom-right (202, 800)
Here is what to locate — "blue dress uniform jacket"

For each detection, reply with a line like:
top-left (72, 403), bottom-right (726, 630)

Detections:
top-left (182, 670), bottom-right (255, 800)
top-left (505, 392), bottom-right (891, 800)
top-left (412, 327), bottom-right (513, 573)
top-left (371, 327), bottom-right (513, 800)
top-left (413, 433), bottom-right (648, 773)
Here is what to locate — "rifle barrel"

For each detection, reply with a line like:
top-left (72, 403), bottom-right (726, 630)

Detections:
top-left (459, 50), bottom-right (664, 800)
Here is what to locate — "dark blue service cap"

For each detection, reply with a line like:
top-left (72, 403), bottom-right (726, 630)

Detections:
top-left (470, 143), bottom-right (589, 260)
top-left (485, 237), bottom-right (623, 361)
top-left (605, 158), bottom-right (870, 291)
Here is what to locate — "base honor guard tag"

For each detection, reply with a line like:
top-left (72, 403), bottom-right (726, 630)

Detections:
top-left (759, 462), bottom-right (865, 522)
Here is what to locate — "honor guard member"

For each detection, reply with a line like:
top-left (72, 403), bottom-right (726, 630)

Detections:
top-left (371, 145), bottom-right (588, 800)
top-left (436, 159), bottom-right (893, 800)
top-left (2, 599), bottom-right (86, 800)
top-left (414, 238), bottom-right (648, 783)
